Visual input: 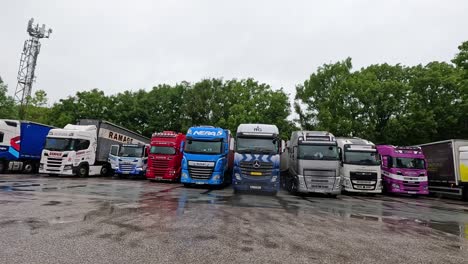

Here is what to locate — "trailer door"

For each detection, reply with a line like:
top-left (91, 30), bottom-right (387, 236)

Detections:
top-left (460, 146), bottom-right (468, 183)
top-left (422, 142), bottom-right (456, 186)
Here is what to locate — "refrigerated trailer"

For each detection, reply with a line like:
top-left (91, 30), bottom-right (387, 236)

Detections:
top-left (0, 119), bottom-right (53, 173)
top-left (39, 119), bottom-right (148, 177)
top-left (419, 140), bottom-right (468, 200)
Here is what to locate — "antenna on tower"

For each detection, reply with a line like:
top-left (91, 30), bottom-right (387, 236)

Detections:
top-left (14, 18), bottom-right (52, 120)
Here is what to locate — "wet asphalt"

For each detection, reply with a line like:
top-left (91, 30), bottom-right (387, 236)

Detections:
top-left (0, 174), bottom-right (467, 264)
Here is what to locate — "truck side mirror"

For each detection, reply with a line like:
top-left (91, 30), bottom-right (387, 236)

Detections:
top-left (144, 146), bottom-right (149, 157)
top-left (281, 140), bottom-right (286, 153)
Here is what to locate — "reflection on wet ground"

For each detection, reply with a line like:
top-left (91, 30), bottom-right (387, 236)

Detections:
top-left (1, 174), bottom-right (467, 240)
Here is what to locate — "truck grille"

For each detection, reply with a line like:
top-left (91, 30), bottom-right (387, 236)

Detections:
top-left (350, 172), bottom-right (377, 181)
top-left (239, 161), bottom-right (273, 177)
top-left (119, 164), bottom-right (136, 173)
top-left (302, 169), bottom-right (336, 190)
top-left (188, 164), bottom-right (214, 179)
top-left (303, 169), bottom-right (335, 177)
top-left (151, 160), bottom-right (169, 177)
top-left (350, 172), bottom-right (377, 190)
top-left (46, 157), bottom-right (62, 172)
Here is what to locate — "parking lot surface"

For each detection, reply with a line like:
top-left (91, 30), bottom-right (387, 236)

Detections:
top-left (0, 174), bottom-right (467, 264)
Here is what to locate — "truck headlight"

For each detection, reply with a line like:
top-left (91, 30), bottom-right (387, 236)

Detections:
top-left (39, 163), bottom-right (44, 170)
top-left (182, 172), bottom-right (188, 179)
top-left (271, 176), bottom-right (277, 182)
top-left (213, 174), bottom-right (220, 180)
top-left (136, 167), bottom-right (143, 171)
top-left (64, 165), bottom-right (73, 170)
top-left (235, 173), bottom-right (241, 180)
top-left (392, 183), bottom-right (400, 189)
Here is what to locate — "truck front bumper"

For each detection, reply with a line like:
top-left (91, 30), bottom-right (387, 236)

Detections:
top-left (296, 174), bottom-right (342, 194)
top-left (39, 163), bottom-right (75, 175)
top-left (343, 178), bottom-right (382, 193)
top-left (180, 170), bottom-right (223, 185)
top-left (383, 177), bottom-right (429, 195)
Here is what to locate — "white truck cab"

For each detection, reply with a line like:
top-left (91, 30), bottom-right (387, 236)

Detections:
top-left (39, 124), bottom-right (102, 177)
top-left (337, 137), bottom-right (382, 193)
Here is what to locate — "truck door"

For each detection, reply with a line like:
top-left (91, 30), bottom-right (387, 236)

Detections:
top-left (459, 146), bottom-right (468, 183)
top-left (108, 145), bottom-right (120, 169)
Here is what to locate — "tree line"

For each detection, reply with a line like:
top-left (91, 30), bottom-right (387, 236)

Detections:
top-left (0, 41), bottom-right (466, 144)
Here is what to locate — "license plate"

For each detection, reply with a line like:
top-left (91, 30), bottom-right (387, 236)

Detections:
top-left (251, 172), bottom-right (262, 176)
top-left (122, 172), bottom-right (130, 174)
top-left (156, 177), bottom-right (162, 180)
top-left (250, 186), bottom-right (261, 190)
top-left (408, 191), bottom-right (417, 194)
top-left (195, 182), bottom-right (204, 185)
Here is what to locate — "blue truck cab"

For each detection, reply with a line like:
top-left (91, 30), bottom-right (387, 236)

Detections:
top-left (181, 126), bottom-right (233, 186)
top-left (233, 124), bottom-right (281, 194)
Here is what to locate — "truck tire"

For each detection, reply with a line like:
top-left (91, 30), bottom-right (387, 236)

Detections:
top-left (77, 164), bottom-right (89, 178)
top-left (462, 186), bottom-right (468, 201)
top-left (100, 164), bottom-right (111, 177)
top-left (0, 161), bottom-right (6, 174)
top-left (22, 162), bottom-right (34, 174)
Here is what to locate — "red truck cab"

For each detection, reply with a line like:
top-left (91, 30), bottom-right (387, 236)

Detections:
top-left (146, 131), bottom-right (186, 182)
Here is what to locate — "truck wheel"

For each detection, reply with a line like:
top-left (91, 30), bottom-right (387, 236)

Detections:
top-left (462, 186), bottom-right (468, 201)
top-left (0, 161), bottom-right (6, 174)
top-left (22, 162), bottom-right (34, 174)
top-left (77, 164), bottom-right (89, 178)
top-left (100, 164), bottom-right (111, 177)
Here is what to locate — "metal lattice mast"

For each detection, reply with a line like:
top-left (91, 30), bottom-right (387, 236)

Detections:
top-left (14, 18), bottom-right (52, 120)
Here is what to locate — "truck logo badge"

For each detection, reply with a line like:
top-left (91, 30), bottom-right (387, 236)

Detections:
top-left (254, 126), bottom-right (262, 132)
top-left (253, 160), bottom-right (261, 168)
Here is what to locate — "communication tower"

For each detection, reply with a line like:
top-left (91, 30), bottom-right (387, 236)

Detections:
top-left (14, 18), bottom-right (52, 119)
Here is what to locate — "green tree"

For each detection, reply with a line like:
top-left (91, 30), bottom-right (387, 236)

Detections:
top-left (0, 77), bottom-right (17, 119)
top-left (24, 90), bottom-right (50, 124)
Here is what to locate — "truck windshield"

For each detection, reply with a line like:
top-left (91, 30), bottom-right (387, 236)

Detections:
top-left (119, 146), bottom-right (143, 157)
top-left (345, 151), bottom-right (380, 165)
top-left (298, 144), bottom-right (339, 160)
top-left (44, 138), bottom-right (74, 151)
top-left (236, 137), bottom-right (278, 154)
top-left (393, 157), bottom-right (425, 169)
top-left (150, 146), bottom-right (176, 155)
top-left (184, 140), bottom-right (222, 154)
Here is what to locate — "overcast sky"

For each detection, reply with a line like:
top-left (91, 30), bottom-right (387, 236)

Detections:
top-left (1, 0), bottom-right (467, 104)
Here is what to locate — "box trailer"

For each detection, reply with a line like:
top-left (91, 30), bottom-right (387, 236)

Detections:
top-left (0, 119), bottom-right (54, 173)
top-left (419, 140), bottom-right (468, 199)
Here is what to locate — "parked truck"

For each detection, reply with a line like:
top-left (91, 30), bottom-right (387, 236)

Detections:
top-left (337, 137), bottom-right (382, 194)
top-left (286, 131), bottom-right (341, 197)
top-left (146, 131), bottom-right (186, 181)
top-left (419, 140), bottom-right (468, 200)
top-left (39, 119), bottom-right (148, 177)
top-left (232, 124), bottom-right (282, 194)
top-left (181, 126), bottom-right (233, 186)
top-left (108, 143), bottom-right (150, 178)
top-left (0, 119), bottom-right (53, 173)
top-left (376, 145), bottom-right (429, 196)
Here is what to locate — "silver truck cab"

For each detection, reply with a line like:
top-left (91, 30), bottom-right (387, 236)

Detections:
top-left (286, 131), bottom-right (341, 197)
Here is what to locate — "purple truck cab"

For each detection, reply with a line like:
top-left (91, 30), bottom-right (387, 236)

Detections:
top-left (376, 145), bottom-right (429, 195)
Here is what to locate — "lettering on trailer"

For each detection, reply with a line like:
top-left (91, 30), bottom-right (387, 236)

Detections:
top-left (254, 126), bottom-right (262, 132)
top-left (192, 130), bottom-right (223, 136)
top-left (108, 132), bottom-right (134, 144)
